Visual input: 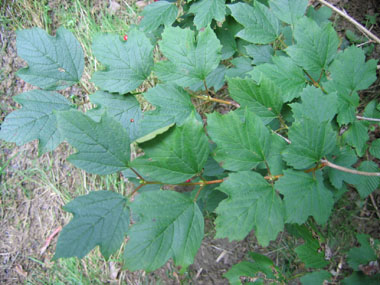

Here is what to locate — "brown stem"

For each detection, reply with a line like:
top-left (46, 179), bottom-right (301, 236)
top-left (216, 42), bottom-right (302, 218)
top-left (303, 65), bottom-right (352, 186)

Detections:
top-left (264, 174), bottom-right (283, 181)
top-left (321, 159), bottom-right (380, 177)
top-left (304, 70), bottom-right (327, 93)
top-left (129, 167), bottom-right (145, 181)
top-left (129, 183), bottom-right (145, 197)
top-left (264, 161), bottom-right (272, 177)
top-left (195, 95), bottom-right (240, 108)
top-left (193, 184), bottom-right (205, 202)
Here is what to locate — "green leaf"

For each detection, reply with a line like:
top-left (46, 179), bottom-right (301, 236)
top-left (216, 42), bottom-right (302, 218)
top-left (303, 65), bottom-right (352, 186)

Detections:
top-left (92, 29), bottom-right (153, 94)
top-left (245, 44), bottom-right (274, 65)
top-left (300, 271), bottom-right (332, 284)
top-left (131, 113), bottom-right (209, 184)
top-left (139, 1), bottom-right (178, 32)
top-left (342, 272), bottom-right (380, 285)
top-left (286, 17), bottom-right (339, 74)
top-left (227, 77), bottom-right (283, 124)
top-left (143, 84), bottom-right (196, 125)
top-left (215, 17), bottom-right (242, 60)
top-left (57, 111), bottom-right (130, 174)
top-left (207, 110), bottom-right (274, 171)
top-left (250, 56), bottom-right (306, 102)
top-left (347, 234), bottom-right (378, 271)
top-left (276, 170), bottom-right (334, 224)
top-left (324, 81), bottom-right (359, 125)
top-left (328, 46), bottom-right (377, 96)
top-left (0, 90), bottom-right (71, 154)
top-left (189, 0), bottom-right (226, 30)
top-left (326, 147), bottom-right (358, 189)
top-left (228, 2), bottom-right (280, 44)
top-left (190, 65), bottom-right (227, 92)
top-left (306, 6), bottom-right (332, 26)
top-left (370, 139), bottom-right (380, 159)
top-left (124, 190), bottom-right (203, 271)
top-left (342, 121), bottom-right (369, 157)
top-left (16, 27), bottom-right (84, 90)
top-left (290, 86), bottom-right (338, 123)
top-left (155, 26), bottom-right (221, 88)
top-left (283, 118), bottom-right (336, 169)
top-left (269, 0), bottom-right (309, 26)
top-left (224, 253), bottom-right (277, 285)
top-left (295, 239), bottom-right (329, 269)
top-left (137, 84), bottom-right (198, 142)
top-left (54, 191), bottom-right (129, 260)
top-left (225, 57), bottom-right (253, 78)
top-left (89, 91), bottom-right (142, 142)
top-left (352, 161), bottom-right (380, 198)
top-left (215, 172), bottom-right (284, 246)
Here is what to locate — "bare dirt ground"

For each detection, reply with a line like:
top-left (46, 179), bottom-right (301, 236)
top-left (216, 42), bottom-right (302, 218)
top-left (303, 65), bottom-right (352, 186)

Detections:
top-left (1, 0), bottom-right (380, 284)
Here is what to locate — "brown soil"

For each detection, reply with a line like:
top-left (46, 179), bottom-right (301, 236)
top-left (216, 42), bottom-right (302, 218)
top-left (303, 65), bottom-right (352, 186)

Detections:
top-left (1, 0), bottom-right (380, 284)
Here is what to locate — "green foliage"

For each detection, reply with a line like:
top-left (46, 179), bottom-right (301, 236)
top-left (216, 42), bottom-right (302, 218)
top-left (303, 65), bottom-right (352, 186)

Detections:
top-left (228, 2), bottom-right (280, 44)
top-left (131, 114), bottom-right (209, 184)
top-left (92, 29), bottom-right (153, 94)
top-left (57, 111), bottom-right (130, 175)
top-left (215, 172), bottom-right (284, 246)
top-left (2, 1), bottom-right (380, 283)
top-left (124, 190), bottom-right (203, 271)
top-left (16, 27), bottom-right (84, 90)
top-left (189, 0), bottom-right (226, 30)
top-left (54, 191), bottom-right (129, 260)
top-left (0, 90), bottom-right (71, 154)
top-left (155, 26), bottom-right (221, 88)
top-left (224, 252), bottom-right (281, 284)
top-left (139, 0), bottom-right (178, 32)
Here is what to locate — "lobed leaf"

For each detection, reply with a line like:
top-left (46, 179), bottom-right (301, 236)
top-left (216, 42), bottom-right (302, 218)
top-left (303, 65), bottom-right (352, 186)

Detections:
top-left (224, 253), bottom-right (277, 285)
top-left (155, 26), bottom-right (221, 88)
top-left (276, 170), bottom-right (334, 224)
top-left (342, 121), bottom-right (369, 157)
top-left (250, 55), bottom-right (306, 102)
top-left (215, 17), bottom-right (242, 60)
top-left (300, 271), bottom-right (332, 284)
top-left (227, 77), bottom-right (283, 124)
top-left (290, 86), bottom-right (338, 123)
top-left (215, 172), bottom-right (284, 246)
top-left (57, 110), bottom-right (130, 175)
top-left (347, 234), bottom-right (378, 271)
top-left (207, 110), bottom-right (274, 171)
top-left (370, 139), bottom-right (380, 159)
top-left (54, 191), bottom-right (129, 260)
top-left (228, 2), bottom-right (280, 44)
top-left (92, 29), bottom-right (153, 94)
top-left (286, 17), bottom-right (339, 74)
top-left (0, 90), bottom-right (71, 154)
top-left (326, 147), bottom-right (358, 189)
top-left (189, 0), bottom-right (226, 30)
top-left (283, 118), bottom-right (336, 169)
top-left (245, 44), bottom-right (274, 65)
top-left (139, 0), bottom-right (178, 32)
top-left (352, 161), bottom-right (380, 198)
top-left (124, 190), bottom-right (203, 271)
top-left (131, 113), bottom-right (209, 184)
top-left (269, 0), bottom-right (309, 26)
top-left (328, 46), bottom-right (377, 96)
top-left (136, 84), bottom-right (198, 141)
top-left (89, 91), bottom-right (142, 142)
top-left (16, 27), bottom-right (84, 90)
